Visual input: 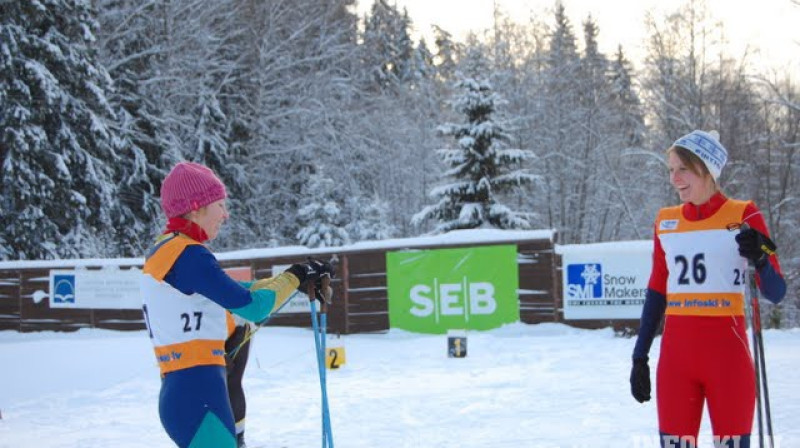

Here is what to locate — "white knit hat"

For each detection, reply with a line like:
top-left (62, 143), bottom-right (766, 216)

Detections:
top-left (672, 130), bottom-right (728, 180)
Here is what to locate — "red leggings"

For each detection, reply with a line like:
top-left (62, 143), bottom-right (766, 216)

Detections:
top-left (657, 315), bottom-right (755, 442)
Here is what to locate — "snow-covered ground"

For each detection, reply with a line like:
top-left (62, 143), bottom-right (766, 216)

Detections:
top-left (1, 323), bottom-right (799, 448)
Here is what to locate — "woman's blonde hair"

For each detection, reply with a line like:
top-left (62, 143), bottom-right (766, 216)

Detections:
top-left (667, 145), bottom-right (712, 179)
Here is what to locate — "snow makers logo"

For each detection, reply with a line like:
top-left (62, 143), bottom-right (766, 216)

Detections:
top-left (386, 245), bottom-right (520, 334)
top-left (566, 263), bottom-right (602, 299)
top-left (53, 274), bottom-right (76, 304)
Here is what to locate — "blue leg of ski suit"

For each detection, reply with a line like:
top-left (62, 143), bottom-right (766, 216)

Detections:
top-left (159, 365), bottom-right (237, 448)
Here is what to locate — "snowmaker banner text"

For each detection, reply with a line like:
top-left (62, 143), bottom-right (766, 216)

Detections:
top-left (561, 244), bottom-right (651, 319)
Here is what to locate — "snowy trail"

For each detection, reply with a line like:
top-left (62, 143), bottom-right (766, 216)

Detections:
top-left (1, 324), bottom-right (799, 447)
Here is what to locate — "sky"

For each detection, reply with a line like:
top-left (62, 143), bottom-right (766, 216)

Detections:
top-left (2, 324), bottom-right (799, 447)
top-left (355, 0), bottom-right (800, 73)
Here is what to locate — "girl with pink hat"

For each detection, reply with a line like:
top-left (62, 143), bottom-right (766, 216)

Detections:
top-left (140, 161), bottom-right (332, 448)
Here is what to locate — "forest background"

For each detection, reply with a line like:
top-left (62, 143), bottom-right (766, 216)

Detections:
top-left (1, 0), bottom-right (798, 325)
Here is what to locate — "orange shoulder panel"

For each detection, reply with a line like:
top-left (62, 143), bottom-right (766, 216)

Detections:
top-left (142, 234), bottom-right (201, 282)
top-left (657, 200), bottom-right (749, 233)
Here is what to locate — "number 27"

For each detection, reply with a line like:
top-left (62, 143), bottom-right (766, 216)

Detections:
top-left (181, 312), bottom-right (203, 332)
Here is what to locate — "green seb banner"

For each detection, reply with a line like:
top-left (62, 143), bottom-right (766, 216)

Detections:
top-left (387, 245), bottom-right (519, 334)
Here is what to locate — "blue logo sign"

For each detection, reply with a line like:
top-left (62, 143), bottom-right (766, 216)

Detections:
top-left (53, 275), bottom-right (76, 303)
top-left (566, 263), bottom-right (602, 299)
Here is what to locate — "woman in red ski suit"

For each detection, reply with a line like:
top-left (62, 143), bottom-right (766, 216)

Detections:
top-left (629, 130), bottom-right (786, 448)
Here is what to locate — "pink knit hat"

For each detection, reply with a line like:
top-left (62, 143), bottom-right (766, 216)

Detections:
top-left (160, 162), bottom-right (227, 218)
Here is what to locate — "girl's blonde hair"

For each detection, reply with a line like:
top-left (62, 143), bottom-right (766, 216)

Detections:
top-left (667, 145), bottom-right (712, 179)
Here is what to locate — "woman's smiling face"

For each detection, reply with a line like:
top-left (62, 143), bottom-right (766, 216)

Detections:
top-left (192, 199), bottom-right (229, 240)
top-left (667, 150), bottom-right (716, 205)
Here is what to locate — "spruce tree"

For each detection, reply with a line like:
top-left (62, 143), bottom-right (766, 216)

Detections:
top-left (432, 25), bottom-right (459, 83)
top-left (345, 193), bottom-right (396, 242)
top-left (1, 0), bottom-right (119, 259)
top-left (296, 171), bottom-right (350, 248)
top-left (608, 46), bottom-right (645, 147)
top-left (412, 69), bottom-right (536, 233)
top-left (97, 0), bottom-right (178, 255)
top-left (410, 37), bottom-right (435, 84)
top-left (540, 3), bottom-right (582, 243)
top-left (362, 0), bottom-right (415, 88)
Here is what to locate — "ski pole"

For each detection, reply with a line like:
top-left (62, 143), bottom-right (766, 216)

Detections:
top-left (741, 223), bottom-right (774, 448)
top-left (320, 281), bottom-right (333, 448)
top-left (751, 291), bottom-right (774, 448)
top-left (309, 279), bottom-right (334, 448)
top-left (311, 302), bottom-right (333, 448)
top-left (745, 278), bottom-right (764, 448)
top-left (320, 305), bottom-right (333, 447)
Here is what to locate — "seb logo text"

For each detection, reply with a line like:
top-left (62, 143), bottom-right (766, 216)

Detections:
top-left (410, 279), bottom-right (497, 321)
top-left (387, 245), bottom-right (519, 334)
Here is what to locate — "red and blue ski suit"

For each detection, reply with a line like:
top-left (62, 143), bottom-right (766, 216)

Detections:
top-left (632, 192), bottom-right (786, 447)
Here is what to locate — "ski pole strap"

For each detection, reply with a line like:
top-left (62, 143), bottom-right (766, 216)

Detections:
top-left (228, 289), bottom-right (302, 360)
top-left (228, 326), bottom-right (252, 361)
top-left (760, 238), bottom-right (777, 257)
top-left (321, 275), bottom-right (331, 313)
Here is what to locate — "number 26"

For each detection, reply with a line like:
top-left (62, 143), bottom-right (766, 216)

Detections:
top-left (675, 253), bottom-right (707, 284)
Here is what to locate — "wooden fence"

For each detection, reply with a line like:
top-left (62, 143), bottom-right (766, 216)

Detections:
top-left (0, 231), bottom-right (637, 334)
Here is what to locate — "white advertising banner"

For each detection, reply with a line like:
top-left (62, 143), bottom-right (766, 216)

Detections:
top-left (49, 268), bottom-right (143, 310)
top-left (559, 241), bottom-right (652, 320)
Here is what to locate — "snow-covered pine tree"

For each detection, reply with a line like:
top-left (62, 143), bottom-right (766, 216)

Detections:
top-left (1, 0), bottom-right (120, 260)
top-left (345, 193), bottom-right (396, 242)
top-left (570, 15), bottom-right (610, 243)
top-left (192, 93), bottom-right (245, 251)
top-left (539, 2), bottom-right (583, 244)
top-left (608, 46), bottom-right (644, 148)
top-left (296, 171), bottom-right (350, 248)
top-left (362, 0), bottom-right (415, 89)
top-left (598, 45), bottom-right (653, 241)
top-left (96, 0), bottom-right (179, 256)
top-left (432, 25), bottom-right (459, 83)
top-left (0, 203), bottom-right (9, 260)
top-left (229, 0), bottom-right (361, 247)
top-left (410, 37), bottom-right (435, 85)
top-left (412, 66), bottom-right (537, 233)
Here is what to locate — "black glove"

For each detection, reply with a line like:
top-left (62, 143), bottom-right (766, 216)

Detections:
top-left (630, 358), bottom-right (651, 403)
top-left (735, 227), bottom-right (776, 269)
top-left (286, 258), bottom-right (334, 293)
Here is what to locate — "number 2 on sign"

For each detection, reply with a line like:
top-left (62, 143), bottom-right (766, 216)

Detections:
top-left (326, 347), bottom-right (345, 369)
